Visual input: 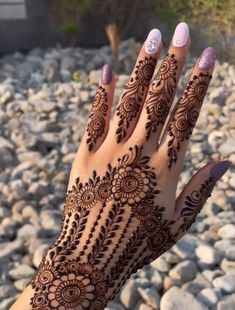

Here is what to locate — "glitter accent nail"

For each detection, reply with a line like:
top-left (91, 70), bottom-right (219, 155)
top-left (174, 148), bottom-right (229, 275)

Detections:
top-left (198, 47), bottom-right (216, 70)
top-left (145, 29), bottom-right (161, 55)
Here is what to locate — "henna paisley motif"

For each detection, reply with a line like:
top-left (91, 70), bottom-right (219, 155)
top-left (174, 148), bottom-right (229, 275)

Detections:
top-left (180, 177), bottom-right (215, 232)
top-left (86, 86), bottom-right (108, 151)
top-left (116, 56), bottom-right (156, 143)
top-left (167, 72), bottom-right (212, 168)
top-left (145, 54), bottom-right (177, 140)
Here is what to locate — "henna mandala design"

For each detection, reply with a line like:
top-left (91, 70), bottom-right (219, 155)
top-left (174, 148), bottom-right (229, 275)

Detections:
top-left (30, 146), bottom-right (194, 309)
top-left (86, 86), bottom-right (108, 151)
top-left (167, 72), bottom-right (212, 168)
top-left (145, 54), bottom-right (177, 140)
top-left (116, 57), bottom-right (156, 143)
top-left (180, 177), bottom-right (215, 232)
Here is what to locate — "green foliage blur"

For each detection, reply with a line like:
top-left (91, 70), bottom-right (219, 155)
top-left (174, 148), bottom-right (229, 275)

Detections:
top-left (51, 0), bottom-right (235, 62)
top-left (164, 0), bottom-right (235, 61)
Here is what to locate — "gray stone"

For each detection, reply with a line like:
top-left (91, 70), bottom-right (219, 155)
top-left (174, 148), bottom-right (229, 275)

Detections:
top-left (149, 269), bottom-right (163, 291)
top-left (9, 264), bottom-right (35, 280)
top-left (197, 288), bottom-right (219, 307)
top-left (172, 234), bottom-right (203, 259)
top-left (138, 287), bottom-right (160, 309)
top-left (0, 239), bottom-right (22, 259)
top-left (202, 269), bottom-right (224, 283)
top-left (120, 279), bottom-right (140, 309)
top-left (33, 243), bottom-right (49, 268)
top-left (218, 224), bottom-right (235, 239)
top-left (218, 138), bottom-right (235, 157)
top-left (213, 275), bottom-right (235, 294)
top-left (17, 224), bottom-right (39, 240)
top-left (0, 283), bottom-right (17, 301)
top-left (160, 287), bottom-right (206, 310)
top-left (217, 294), bottom-right (235, 310)
top-left (40, 210), bottom-right (61, 232)
top-left (0, 137), bottom-right (14, 149)
top-left (195, 245), bottom-right (222, 265)
top-left (0, 84), bottom-right (14, 105)
top-left (169, 260), bottom-right (197, 283)
top-left (14, 278), bottom-right (31, 291)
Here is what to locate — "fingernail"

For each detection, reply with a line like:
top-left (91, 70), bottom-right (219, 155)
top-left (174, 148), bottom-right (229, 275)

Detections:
top-left (145, 28), bottom-right (162, 55)
top-left (210, 160), bottom-right (231, 183)
top-left (172, 22), bottom-right (189, 47)
top-left (101, 64), bottom-right (112, 85)
top-left (198, 47), bottom-right (216, 69)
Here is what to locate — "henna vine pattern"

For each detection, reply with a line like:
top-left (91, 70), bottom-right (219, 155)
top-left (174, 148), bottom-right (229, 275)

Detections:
top-left (116, 57), bottom-right (156, 143)
top-left (145, 53), bottom-right (177, 140)
top-left (30, 145), bottom-right (213, 309)
top-left (179, 176), bottom-right (215, 232)
top-left (86, 86), bottom-right (108, 151)
top-left (167, 72), bottom-right (212, 168)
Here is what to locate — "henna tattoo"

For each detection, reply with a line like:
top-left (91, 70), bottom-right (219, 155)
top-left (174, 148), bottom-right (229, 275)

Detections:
top-left (145, 54), bottom-right (177, 140)
top-left (167, 72), bottom-right (212, 168)
top-left (180, 177), bottom-right (215, 232)
top-left (116, 57), bottom-right (156, 143)
top-left (30, 146), bottom-right (179, 309)
top-left (86, 86), bottom-right (108, 151)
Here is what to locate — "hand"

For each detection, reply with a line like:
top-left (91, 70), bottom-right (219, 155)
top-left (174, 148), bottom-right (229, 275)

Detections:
top-left (14, 22), bottom-right (230, 310)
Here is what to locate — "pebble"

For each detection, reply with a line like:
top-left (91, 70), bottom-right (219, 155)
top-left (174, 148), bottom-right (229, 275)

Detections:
top-left (217, 224), bottom-right (235, 239)
top-left (195, 245), bottom-right (222, 265)
top-left (217, 294), bottom-right (235, 310)
top-left (160, 287), bottom-right (207, 310)
top-left (197, 288), bottom-right (219, 307)
top-left (213, 274), bottom-right (235, 294)
top-left (138, 287), bottom-right (160, 309)
top-left (120, 279), bottom-right (140, 309)
top-left (9, 265), bottom-right (35, 280)
top-left (169, 260), bottom-right (197, 283)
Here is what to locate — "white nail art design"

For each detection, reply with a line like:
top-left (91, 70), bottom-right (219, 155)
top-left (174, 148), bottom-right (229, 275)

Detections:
top-left (145, 29), bottom-right (161, 55)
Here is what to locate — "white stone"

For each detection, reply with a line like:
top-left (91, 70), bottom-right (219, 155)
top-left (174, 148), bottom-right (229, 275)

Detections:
top-left (213, 274), bottom-right (235, 294)
top-left (195, 245), bottom-right (221, 265)
top-left (218, 224), bottom-right (235, 239)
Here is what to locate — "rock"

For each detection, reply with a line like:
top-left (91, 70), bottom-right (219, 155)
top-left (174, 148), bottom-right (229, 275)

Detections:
top-left (213, 274), bottom-right (235, 294)
top-left (0, 137), bottom-right (14, 149)
top-left (217, 294), bottom-right (235, 310)
top-left (169, 260), bottom-right (197, 283)
top-left (0, 283), bottom-right (17, 301)
top-left (14, 278), bottom-right (31, 291)
top-left (220, 259), bottom-right (235, 275)
top-left (149, 269), bottom-right (163, 291)
top-left (60, 69), bottom-right (72, 82)
top-left (202, 269), bottom-right (224, 283)
top-left (150, 257), bottom-right (171, 272)
top-left (34, 100), bottom-right (56, 113)
top-left (172, 234), bottom-right (203, 259)
top-left (17, 224), bottom-right (39, 240)
top-left (160, 287), bottom-right (206, 310)
top-left (138, 287), bottom-right (160, 309)
top-left (105, 301), bottom-right (124, 310)
top-left (135, 303), bottom-right (152, 310)
top-left (9, 265), bottom-right (35, 280)
top-left (0, 84), bottom-right (14, 105)
top-left (0, 239), bottom-right (22, 259)
top-left (61, 56), bottom-right (76, 72)
top-left (120, 279), bottom-right (140, 309)
top-left (218, 224), bottom-right (235, 239)
top-left (89, 69), bottom-right (101, 84)
top-left (195, 245), bottom-right (221, 265)
top-left (40, 210), bottom-right (61, 232)
top-left (218, 138), bottom-right (235, 157)
top-left (33, 244), bottom-right (49, 268)
top-left (197, 288), bottom-right (219, 307)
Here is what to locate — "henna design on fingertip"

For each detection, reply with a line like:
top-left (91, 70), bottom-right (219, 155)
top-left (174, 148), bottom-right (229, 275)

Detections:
top-left (116, 57), bottom-right (156, 143)
top-left (145, 53), bottom-right (177, 140)
top-left (86, 86), bottom-right (109, 151)
top-left (167, 72), bottom-right (212, 168)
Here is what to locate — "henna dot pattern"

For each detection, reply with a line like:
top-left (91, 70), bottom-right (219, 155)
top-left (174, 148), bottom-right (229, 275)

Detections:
top-left (167, 72), bottom-right (212, 168)
top-left (86, 86), bottom-right (108, 151)
top-left (145, 53), bottom-right (177, 140)
top-left (116, 56), bottom-right (156, 143)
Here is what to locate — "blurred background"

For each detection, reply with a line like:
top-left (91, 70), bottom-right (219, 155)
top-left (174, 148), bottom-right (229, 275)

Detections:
top-left (0, 1), bottom-right (235, 310)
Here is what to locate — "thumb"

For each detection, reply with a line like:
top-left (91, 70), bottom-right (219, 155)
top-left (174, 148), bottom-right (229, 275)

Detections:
top-left (174, 160), bottom-right (231, 233)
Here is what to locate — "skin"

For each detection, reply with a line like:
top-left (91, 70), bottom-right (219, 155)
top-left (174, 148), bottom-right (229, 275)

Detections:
top-left (10, 24), bottom-right (224, 310)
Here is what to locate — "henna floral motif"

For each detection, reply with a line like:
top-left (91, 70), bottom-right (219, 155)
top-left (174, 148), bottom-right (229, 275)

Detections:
top-left (86, 86), bottom-right (108, 151)
top-left (180, 177), bottom-right (215, 232)
top-left (116, 57), bottom-right (156, 143)
top-left (167, 72), bottom-right (212, 168)
top-left (145, 54), bottom-right (177, 140)
top-left (31, 145), bottom-right (211, 309)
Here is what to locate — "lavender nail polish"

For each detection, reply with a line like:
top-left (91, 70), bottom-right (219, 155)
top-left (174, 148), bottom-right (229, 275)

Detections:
top-left (101, 64), bottom-right (112, 85)
top-left (198, 47), bottom-right (216, 69)
top-left (210, 160), bottom-right (231, 183)
top-left (145, 28), bottom-right (162, 55)
top-left (172, 22), bottom-right (189, 47)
